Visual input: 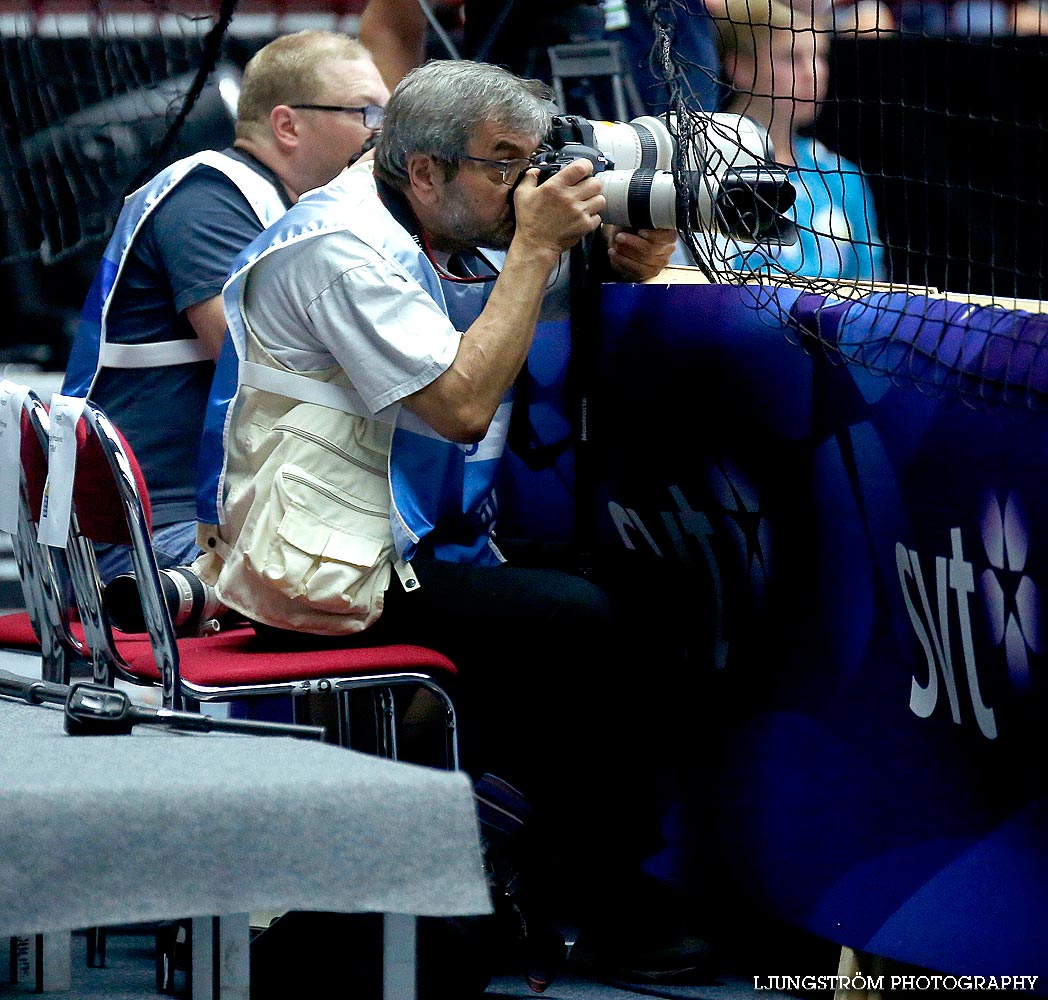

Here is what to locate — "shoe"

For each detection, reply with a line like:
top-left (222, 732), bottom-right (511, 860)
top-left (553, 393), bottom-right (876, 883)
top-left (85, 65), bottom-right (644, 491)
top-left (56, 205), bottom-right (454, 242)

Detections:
top-left (475, 774), bottom-right (567, 993)
top-left (485, 834), bottom-right (567, 993)
top-left (566, 874), bottom-right (717, 989)
top-left (568, 926), bottom-right (716, 987)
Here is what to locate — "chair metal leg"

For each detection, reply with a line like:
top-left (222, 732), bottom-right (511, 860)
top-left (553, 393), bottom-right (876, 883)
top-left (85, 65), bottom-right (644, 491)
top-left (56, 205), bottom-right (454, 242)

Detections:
top-left (156, 921), bottom-right (184, 994)
top-left (378, 688), bottom-right (398, 760)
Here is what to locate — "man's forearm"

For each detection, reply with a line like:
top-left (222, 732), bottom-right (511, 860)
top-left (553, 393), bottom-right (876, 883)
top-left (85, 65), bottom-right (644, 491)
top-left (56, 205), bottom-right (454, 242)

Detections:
top-left (404, 240), bottom-right (561, 442)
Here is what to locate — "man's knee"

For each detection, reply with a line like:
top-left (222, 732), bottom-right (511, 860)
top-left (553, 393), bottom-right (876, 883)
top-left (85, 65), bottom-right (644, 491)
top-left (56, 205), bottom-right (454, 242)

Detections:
top-left (540, 569), bottom-right (614, 628)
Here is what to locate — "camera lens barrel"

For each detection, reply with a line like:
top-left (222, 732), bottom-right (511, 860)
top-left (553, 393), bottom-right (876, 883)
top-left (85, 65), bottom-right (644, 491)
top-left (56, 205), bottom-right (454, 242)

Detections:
top-left (160, 567), bottom-right (220, 628)
top-left (103, 566), bottom-right (222, 634)
top-left (599, 168), bottom-right (679, 230)
top-left (588, 116), bottom-right (674, 172)
top-left (543, 111), bottom-right (794, 239)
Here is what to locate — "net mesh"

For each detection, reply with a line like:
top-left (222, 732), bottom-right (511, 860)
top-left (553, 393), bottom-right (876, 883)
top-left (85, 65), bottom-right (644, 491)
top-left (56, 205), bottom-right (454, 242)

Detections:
top-left (645, 0), bottom-right (1048, 409)
top-left (2, 0), bottom-right (1047, 402)
top-left (0, 1), bottom-right (237, 265)
top-left (0, 0), bottom-right (364, 366)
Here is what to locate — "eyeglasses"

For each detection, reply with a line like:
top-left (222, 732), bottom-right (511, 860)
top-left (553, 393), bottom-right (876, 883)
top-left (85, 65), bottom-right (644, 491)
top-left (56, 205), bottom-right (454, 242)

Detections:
top-left (463, 154), bottom-right (535, 186)
top-left (288, 104), bottom-right (385, 129)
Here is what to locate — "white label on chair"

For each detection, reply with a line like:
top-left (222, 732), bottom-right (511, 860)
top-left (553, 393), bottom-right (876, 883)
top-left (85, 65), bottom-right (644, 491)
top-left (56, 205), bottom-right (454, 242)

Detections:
top-left (0, 379), bottom-right (29, 534)
top-left (37, 394), bottom-right (86, 548)
top-left (604, 0), bottom-right (629, 30)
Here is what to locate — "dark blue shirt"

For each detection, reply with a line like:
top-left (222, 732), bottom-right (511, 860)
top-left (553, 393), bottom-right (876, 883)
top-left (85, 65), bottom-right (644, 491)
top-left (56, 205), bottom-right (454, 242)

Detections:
top-left (91, 155), bottom-right (280, 526)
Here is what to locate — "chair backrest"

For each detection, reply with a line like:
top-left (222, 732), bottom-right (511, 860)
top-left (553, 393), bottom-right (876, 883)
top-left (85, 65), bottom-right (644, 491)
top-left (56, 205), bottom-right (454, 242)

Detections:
top-left (60, 400), bottom-right (181, 705)
top-left (64, 402), bottom-right (461, 755)
top-left (1, 383), bottom-right (85, 683)
top-left (11, 391), bottom-right (49, 636)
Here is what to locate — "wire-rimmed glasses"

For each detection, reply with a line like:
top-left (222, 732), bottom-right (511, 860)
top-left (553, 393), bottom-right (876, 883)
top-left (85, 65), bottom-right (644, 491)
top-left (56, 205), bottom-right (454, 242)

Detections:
top-left (462, 154), bottom-right (536, 186)
top-left (289, 104), bottom-right (385, 129)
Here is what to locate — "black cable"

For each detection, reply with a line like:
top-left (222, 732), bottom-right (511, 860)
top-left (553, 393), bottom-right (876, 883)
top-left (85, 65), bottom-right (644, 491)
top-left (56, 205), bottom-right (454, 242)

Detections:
top-left (124, 0), bottom-right (237, 196)
top-left (414, 0), bottom-right (462, 61)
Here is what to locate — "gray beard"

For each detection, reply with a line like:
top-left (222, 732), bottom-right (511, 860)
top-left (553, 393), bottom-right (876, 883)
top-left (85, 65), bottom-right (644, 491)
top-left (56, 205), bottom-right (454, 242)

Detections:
top-left (437, 185), bottom-right (514, 251)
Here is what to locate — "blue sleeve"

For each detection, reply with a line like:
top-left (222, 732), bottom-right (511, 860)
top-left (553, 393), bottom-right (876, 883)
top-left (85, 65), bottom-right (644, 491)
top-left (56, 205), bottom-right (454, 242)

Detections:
top-left (140, 166), bottom-right (268, 313)
top-left (839, 166), bottom-right (886, 283)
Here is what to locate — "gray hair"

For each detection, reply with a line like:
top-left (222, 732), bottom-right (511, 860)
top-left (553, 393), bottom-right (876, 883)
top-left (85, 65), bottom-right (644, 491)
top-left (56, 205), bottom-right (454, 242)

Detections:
top-left (374, 60), bottom-right (553, 188)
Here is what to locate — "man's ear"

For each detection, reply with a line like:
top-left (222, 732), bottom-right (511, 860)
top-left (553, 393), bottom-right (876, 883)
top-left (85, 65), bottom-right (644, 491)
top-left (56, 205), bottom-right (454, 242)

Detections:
top-left (269, 105), bottom-right (299, 150)
top-left (407, 153), bottom-right (442, 206)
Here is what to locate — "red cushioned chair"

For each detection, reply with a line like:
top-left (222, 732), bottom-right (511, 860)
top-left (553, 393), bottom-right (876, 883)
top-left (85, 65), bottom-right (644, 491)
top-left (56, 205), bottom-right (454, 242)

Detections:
top-left (62, 399), bottom-right (460, 766)
top-left (0, 385), bottom-right (89, 683)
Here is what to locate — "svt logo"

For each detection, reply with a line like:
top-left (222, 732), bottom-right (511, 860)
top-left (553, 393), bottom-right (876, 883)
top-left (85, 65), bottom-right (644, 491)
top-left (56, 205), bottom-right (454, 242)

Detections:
top-left (895, 492), bottom-right (1040, 742)
top-left (896, 528), bottom-right (996, 740)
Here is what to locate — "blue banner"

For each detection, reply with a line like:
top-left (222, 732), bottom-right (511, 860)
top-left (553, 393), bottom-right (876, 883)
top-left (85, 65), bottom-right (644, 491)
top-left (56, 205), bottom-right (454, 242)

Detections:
top-left (583, 282), bottom-right (1048, 981)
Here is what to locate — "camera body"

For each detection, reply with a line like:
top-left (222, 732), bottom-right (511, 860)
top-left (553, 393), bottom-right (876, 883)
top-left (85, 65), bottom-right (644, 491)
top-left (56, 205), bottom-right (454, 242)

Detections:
top-left (533, 113), bottom-right (797, 242)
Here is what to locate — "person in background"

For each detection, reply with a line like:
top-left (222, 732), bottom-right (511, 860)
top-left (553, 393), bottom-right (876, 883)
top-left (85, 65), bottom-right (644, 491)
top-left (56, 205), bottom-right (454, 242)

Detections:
top-left (875, 0), bottom-right (1043, 33)
top-left (710, 0), bottom-right (887, 281)
top-left (61, 31), bottom-right (389, 582)
top-left (359, 0), bottom-right (723, 115)
top-left (830, 0), bottom-right (898, 31)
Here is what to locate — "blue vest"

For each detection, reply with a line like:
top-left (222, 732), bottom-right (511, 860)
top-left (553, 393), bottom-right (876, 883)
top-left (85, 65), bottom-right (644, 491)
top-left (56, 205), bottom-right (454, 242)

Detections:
top-left (198, 168), bottom-right (510, 566)
top-left (62, 151), bottom-right (289, 398)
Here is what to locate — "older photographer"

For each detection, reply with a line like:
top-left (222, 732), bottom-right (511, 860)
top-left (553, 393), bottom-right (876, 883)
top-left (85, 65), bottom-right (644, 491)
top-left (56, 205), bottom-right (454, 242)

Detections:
top-left (62, 31), bottom-right (389, 583)
top-left (199, 60), bottom-right (693, 989)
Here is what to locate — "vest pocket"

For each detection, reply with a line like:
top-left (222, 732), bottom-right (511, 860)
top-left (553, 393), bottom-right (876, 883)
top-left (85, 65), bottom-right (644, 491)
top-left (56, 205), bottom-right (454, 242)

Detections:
top-left (249, 463), bottom-right (394, 617)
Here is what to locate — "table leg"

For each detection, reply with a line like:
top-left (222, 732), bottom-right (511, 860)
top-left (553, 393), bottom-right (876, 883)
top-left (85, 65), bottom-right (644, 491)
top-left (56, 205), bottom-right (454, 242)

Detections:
top-left (383, 913), bottom-right (417, 1000)
top-left (190, 914), bottom-right (249, 1000)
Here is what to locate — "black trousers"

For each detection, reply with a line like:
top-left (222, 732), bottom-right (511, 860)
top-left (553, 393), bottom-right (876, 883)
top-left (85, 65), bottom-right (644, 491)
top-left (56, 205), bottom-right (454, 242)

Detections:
top-left (255, 551), bottom-right (675, 915)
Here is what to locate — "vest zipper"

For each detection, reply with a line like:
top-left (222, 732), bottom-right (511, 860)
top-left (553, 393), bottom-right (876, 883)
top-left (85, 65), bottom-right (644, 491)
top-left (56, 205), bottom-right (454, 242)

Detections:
top-left (273, 423), bottom-right (387, 477)
top-left (282, 471), bottom-right (387, 519)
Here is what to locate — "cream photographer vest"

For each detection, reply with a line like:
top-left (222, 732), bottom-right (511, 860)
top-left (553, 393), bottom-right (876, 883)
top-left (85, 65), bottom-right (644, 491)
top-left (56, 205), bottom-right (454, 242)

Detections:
top-left (194, 168), bottom-right (512, 633)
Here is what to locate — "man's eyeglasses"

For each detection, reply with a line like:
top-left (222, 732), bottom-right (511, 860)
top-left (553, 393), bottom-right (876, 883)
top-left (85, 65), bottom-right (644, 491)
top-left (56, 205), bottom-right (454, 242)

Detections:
top-left (463, 154), bottom-right (535, 186)
top-left (289, 104), bottom-right (385, 129)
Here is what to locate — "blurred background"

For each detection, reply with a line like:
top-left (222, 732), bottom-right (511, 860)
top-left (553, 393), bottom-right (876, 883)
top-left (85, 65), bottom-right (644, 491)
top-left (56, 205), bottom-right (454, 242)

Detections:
top-left (1, 0), bottom-right (1046, 372)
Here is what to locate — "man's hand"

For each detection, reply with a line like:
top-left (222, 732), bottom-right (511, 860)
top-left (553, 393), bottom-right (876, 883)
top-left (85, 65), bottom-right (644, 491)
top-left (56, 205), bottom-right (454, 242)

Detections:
top-left (604, 224), bottom-right (678, 282)
top-left (406, 160), bottom-right (605, 443)
top-left (513, 158), bottom-right (606, 260)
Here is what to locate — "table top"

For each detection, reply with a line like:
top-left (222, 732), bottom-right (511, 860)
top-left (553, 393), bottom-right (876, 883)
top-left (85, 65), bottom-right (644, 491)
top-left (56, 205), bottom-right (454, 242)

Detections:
top-left (0, 696), bottom-right (490, 937)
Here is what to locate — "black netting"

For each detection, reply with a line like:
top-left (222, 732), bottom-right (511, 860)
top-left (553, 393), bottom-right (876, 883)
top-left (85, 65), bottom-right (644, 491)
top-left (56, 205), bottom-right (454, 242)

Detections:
top-left (2, 0), bottom-right (1047, 402)
top-left (0, 0), bottom-right (235, 266)
top-left (643, 0), bottom-right (1048, 409)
